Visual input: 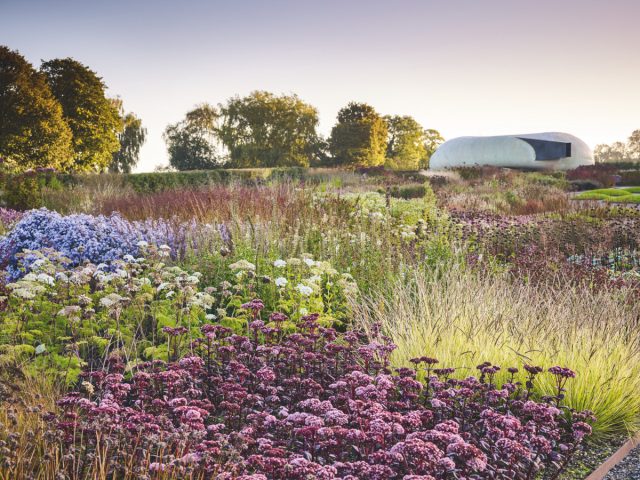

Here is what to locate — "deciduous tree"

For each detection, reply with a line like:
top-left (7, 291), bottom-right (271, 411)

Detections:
top-left (109, 99), bottom-right (147, 173)
top-left (385, 115), bottom-right (427, 170)
top-left (217, 91), bottom-right (321, 168)
top-left (329, 102), bottom-right (387, 167)
top-left (0, 46), bottom-right (74, 171)
top-left (627, 130), bottom-right (640, 160)
top-left (422, 128), bottom-right (445, 168)
top-left (163, 103), bottom-right (221, 171)
top-left (41, 58), bottom-right (121, 171)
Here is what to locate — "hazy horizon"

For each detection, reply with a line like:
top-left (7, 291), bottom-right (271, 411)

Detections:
top-left (2, 0), bottom-right (640, 172)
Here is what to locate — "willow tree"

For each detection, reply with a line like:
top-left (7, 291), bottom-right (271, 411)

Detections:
top-left (164, 103), bottom-right (222, 171)
top-left (217, 91), bottom-right (321, 168)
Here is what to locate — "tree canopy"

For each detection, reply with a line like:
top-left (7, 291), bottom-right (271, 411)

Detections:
top-left (329, 102), bottom-right (387, 167)
top-left (109, 99), bottom-right (147, 173)
top-left (627, 130), bottom-right (640, 160)
top-left (422, 129), bottom-right (445, 169)
top-left (41, 58), bottom-right (122, 172)
top-left (163, 104), bottom-right (222, 171)
top-left (2, 43), bottom-right (446, 174)
top-left (385, 115), bottom-right (428, 170)
top-left (0, 46), bottom-right (74, 171)
top-left (217, 91), bottom-right (321, 168)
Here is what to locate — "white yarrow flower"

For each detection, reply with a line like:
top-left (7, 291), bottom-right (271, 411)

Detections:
top-left (229, 260), bottom-right (256, 271)
top-left (296, 283), bottom-right (313, 296)
top-left (275, 277), bottom-right (288, 288)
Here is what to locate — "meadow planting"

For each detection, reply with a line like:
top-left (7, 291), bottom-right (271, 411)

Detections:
top-left (1, 167), bottom-right (640, 478)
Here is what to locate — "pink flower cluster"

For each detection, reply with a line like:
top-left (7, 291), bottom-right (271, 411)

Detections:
top-left (49, 311), bottom-right (592, 479)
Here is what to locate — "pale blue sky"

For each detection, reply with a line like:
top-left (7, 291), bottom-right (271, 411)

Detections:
top-left (2, 0), bottom-right (639, 171)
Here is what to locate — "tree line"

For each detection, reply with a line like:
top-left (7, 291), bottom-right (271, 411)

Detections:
top-left (1, 45), bottom-right (443, 173)
top-left (594, 130), bottom-right (640, 164)
top-left (164, 93), bottom-right (444, 171)
top-left (0, 46), bottom-right (146, 173)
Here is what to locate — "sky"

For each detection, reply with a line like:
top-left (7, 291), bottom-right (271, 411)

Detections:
top-left (2, 0), bottom-right (640, 172)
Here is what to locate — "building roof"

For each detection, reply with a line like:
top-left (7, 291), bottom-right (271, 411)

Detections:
top-left (429, 132), bottom-right (594, 171)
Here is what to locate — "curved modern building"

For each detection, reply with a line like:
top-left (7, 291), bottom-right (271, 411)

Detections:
top-left (429, 132), bottom-right (594, 171)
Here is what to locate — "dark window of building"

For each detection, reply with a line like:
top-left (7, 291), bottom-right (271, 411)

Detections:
top-left (516, 138), bottom-right (572, 161)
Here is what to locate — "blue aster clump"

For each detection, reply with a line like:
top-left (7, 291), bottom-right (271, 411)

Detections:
top-left (0, 208), bottom-right (198, 279)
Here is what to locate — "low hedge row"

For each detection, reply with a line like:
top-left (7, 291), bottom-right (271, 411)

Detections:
top-left (122, 167), bottom-right (310, 193)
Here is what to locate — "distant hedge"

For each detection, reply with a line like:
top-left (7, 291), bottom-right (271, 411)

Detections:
top-left (619, 170), bottom-right (640, 186)
top-left (123, 168), bottom-right (314, 193)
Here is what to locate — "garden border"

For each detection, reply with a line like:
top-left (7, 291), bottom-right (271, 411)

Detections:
top-left (585, 432), bottom-right (640, 480)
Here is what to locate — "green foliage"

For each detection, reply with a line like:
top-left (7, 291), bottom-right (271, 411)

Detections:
top-left (384, 115), bottom-right (427, 170)
top-left (619, 170), bottom-right (640, 186)
top-left (573, 192), bottom-right (610, 201)
top-left (575, 187), bottom-right (640, 203)
top-left (526, 172), bottom-right (569, 190)
top-left (605, 194), bottom-right (640, 203)
top-left (0, 246), bottom-right (356, 383)
top-left (329, 102), bottom-right (388, 167)
top-left (1, 170), bottom-right (62, 209)
top-left (388, 183), bottom-right (427, 199)
top-left (41, 58), bottom-right (121, 172)
top-left (109, 100), bottom-right (146, 173)
top-left (217, 91), bottom-right (322, 168)
top-left (0, 46), bottom-right (74, 171)
top-left (357, 266), bottom-right (640, 440)
top-left (589, 188), bottom-right (630, 197)
top-left (422, 129), bottom-right (445, 169)
top-left (121, 167), bottom-right (305, 193)
top-left (163, 104), bottom-right (222, 170)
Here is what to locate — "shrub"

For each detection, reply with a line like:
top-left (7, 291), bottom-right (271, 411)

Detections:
top-left (573, 192), bottom-right (609, 200)
top-left (588, 188), bottom-right (629, 197)
top-left (1, 169), bottom-right (62, 210)
top-left (427, 175), bottom-right (450, 189)
top-left (2, 313), bottom-right (593, 479)
top-left (0, 208), bottom-right (199, 278)
top-left (605, 194), bottom-right (640, 204)
top-left (526, 172), bottom-right (569, 190)
top-left (619, 170), bottom-right (640, 186)
top-left (388, 184), bottom-right (426, 199)
top-left (454, 165), bottom-right (506, 181)
top-left (0, 208), bottom-right (23, 234)
top-left (566, 165), bottom-right (618, 188)
top-left (569, 179), bottom-right (603, 191)
top-left (121, 168), bottom-right (313, 194)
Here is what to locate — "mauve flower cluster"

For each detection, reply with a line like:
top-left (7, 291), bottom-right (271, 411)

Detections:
top-left (47, 311), bottom-right (592, 479)
top-left (0, 208), bottom-right (204, 279)
top-left (0, 208), bottom-right (23, 229)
